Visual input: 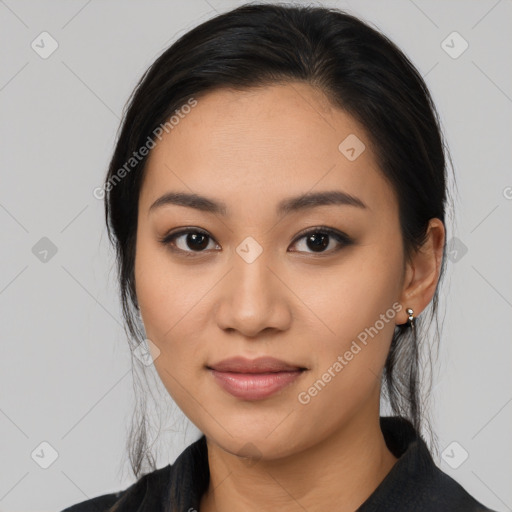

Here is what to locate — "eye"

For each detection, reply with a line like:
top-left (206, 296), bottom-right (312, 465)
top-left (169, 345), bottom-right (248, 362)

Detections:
top-left (158, 226), bottom-right (353, 257)
top-left (158, 228), bottom-right (220, 256)
top-left (289, 226), bottom-right (353, 255)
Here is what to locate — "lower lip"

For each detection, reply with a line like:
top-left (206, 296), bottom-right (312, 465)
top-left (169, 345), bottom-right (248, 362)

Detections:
top-left (209, 369), bottom-right (304, 400)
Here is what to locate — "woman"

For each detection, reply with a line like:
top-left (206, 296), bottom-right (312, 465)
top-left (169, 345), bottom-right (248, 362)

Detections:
top-left (62, 3), bottom-right (497, 511)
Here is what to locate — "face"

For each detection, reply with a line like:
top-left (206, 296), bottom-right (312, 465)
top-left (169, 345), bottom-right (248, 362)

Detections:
top-left (135, 83), bottom-right (408, 460)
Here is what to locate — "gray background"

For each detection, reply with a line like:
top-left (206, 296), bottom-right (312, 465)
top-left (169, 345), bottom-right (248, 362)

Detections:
top-left (0, 0), bottom-right (511, 511)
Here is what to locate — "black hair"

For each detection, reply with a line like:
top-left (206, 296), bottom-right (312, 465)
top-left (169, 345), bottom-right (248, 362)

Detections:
top-left (103, 1), bottom-right (453, 492)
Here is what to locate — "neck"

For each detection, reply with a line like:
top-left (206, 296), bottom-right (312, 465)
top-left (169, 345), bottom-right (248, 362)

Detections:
top-left (200, 412), bottom-right (398, 512)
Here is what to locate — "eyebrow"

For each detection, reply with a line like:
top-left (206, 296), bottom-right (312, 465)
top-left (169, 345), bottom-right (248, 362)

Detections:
top-left (148, 190), bottom-right (367, 216)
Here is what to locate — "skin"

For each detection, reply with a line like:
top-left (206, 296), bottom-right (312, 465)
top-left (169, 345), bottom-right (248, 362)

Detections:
top-left (134, 82), bottom-right (445, 512)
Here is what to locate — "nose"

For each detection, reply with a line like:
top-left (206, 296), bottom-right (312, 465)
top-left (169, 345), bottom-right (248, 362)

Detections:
top-left (214, 250), bottom-right (292, 338)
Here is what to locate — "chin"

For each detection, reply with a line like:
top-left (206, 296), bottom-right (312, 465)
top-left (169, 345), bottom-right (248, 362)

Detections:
top-left (204, 421), bottom-right (304, 462)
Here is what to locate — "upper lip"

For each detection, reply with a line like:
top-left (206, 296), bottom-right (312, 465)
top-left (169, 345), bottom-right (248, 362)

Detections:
top-left (208, 356), bottom-right (306, 373)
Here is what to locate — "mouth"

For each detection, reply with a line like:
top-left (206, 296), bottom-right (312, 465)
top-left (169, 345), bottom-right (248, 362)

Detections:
top-left (207, 356), bottom-right (308, 401)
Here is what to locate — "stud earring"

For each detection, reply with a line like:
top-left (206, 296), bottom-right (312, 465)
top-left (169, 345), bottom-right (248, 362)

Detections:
top-left (406, 307), bottom-right (415, 330)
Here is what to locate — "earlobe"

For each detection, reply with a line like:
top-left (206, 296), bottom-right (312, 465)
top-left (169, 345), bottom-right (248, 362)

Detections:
top-left (396, 218), bottom-right (445, 325)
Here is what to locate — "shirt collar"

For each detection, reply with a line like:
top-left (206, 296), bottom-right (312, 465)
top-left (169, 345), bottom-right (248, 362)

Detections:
top-left (155, 415), bottom-right (492, 512)
top-left (164, 416), bottom-right (427, 511)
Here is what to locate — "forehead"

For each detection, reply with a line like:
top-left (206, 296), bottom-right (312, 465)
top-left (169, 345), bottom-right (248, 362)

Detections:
top-left (140, 83), bottom-right (394, 218)
top-left (153, 83), bottom-right (363, 161)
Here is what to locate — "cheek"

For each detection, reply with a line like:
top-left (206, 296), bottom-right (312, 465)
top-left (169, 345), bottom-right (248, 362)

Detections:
top-left (135, 226), bottom-right (208, 337)
top-left (134, 234), bottom-right (214, 403)
top-left (292, 237), bottom-right (404, 398)
top-left (135, 236), bottom-right (181, 346)
top-left (296, 243), bottom-right (403, 346)
top-left (292, 251), bottom-right (403, 424)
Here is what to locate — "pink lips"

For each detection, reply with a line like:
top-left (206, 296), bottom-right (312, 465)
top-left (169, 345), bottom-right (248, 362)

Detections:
top-left (207, 356), bottom-right (306, 401)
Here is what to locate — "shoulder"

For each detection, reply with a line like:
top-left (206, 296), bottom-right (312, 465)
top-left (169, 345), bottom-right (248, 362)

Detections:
top-left (59, 435), bottom-right (208, 512)
top-left (421, 464), bottom-right (498, 512)
top-left (361, 417), bottom-right (499, 512)
top-left (59, 465), bottom-right (172, 512)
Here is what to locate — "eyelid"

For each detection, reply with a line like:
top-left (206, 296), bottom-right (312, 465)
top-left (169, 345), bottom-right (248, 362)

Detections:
top-left (158, 225), bottom-right (353, 256)
top-left (157, 227), bottom-right (218, 257)
top-left (291, 226), bottom-right (352, 245)
top-left (289, 226), bottom-right (353, 254)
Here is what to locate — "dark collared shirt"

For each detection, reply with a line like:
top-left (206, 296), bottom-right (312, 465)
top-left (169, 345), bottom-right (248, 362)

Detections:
top-left (62, 416), bottom-right (497, 511)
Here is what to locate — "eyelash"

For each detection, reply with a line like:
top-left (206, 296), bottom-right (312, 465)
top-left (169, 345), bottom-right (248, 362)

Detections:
top-left (158, 226), bottom-right (353, 258)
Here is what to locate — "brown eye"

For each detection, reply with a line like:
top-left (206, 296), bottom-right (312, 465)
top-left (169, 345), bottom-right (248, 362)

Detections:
top-left (289, 227), bottom-right (353, 255)
top-left (158, 225), bottom-right (352, 257)
top-left (159, 228), bottom-right (219, 255)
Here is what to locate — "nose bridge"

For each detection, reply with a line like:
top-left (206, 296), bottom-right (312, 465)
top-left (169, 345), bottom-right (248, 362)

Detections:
top-left (214, 240), bottom-right (291, 336)
top-left (232, 245), bottom-right (276, 311)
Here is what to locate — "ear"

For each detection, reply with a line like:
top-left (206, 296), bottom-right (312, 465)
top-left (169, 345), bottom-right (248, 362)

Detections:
top-left (397, 218), bottom-right (445, 325)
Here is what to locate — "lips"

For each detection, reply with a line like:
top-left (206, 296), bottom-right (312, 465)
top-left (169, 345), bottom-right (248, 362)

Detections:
top-left (208, 356), bottom-right (307, 373)
top-left (207, 356), bottom-right (307, 400)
